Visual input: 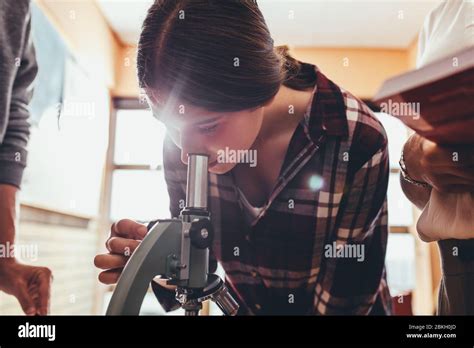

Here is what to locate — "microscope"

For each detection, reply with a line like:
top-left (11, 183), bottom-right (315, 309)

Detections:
top-left (106, 154), bottom-right (239, 316)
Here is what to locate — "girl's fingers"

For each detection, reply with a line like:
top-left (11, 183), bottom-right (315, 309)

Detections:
top-left (153, 277), bottom-right (177, 291)
top-left (94, 254), bottom-right (128, 270)
top-left (111, 219), bottom-right (148, 240)
top-left (106, 237), bottom-right (141, 255)
top-left (98, 269), bottom-right (123, 285)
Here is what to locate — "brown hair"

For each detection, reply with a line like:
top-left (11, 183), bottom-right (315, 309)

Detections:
top-left (137, 0), bottom-right (316, 113)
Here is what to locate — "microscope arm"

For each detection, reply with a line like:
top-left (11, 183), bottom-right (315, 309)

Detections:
top-left (106, 219), bottom-right (181, 315)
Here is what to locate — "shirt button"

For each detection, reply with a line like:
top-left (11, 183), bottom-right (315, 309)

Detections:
top-left (251, 270), bottom-right (258, 278)
top-left (255, 304), bottom-right (262, 310)
top-left (245, 235), bottom-right (250, 242)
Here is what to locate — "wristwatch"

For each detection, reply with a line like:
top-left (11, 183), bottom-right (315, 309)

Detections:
top-left (399, 151), bottom-right (431, 188)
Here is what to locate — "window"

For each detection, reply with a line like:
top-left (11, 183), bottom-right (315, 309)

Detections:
top-left (110, 169), bottom-right (170, 221)
top-left (109, 101), bottom-right (170, 223)
top-left (105, 99), bottom-right (177, 315)
top-left (113, 108), bottom-right (166, 167)
top-left (385, 233), bottom-right (416, 295)
top-left (375, 112), bottom-right (414, 229)
top-left (375, 112), bottom-right (417, 297)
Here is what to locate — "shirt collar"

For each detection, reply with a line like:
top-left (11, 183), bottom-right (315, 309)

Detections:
top-left (301, 63), bottom-right (349, 141)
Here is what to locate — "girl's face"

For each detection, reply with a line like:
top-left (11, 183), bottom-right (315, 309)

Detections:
top-left (154, 99), bottom-right (265, 174)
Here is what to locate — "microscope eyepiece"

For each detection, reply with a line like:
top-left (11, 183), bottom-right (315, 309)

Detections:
top-left (186, 154), bottom-right (209, 209)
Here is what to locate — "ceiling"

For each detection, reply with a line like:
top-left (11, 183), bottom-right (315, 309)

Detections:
top-left (96, 0), bottom-right (442, 48)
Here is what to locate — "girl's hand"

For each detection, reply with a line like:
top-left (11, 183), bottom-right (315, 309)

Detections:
top-left (94, 219), bottom-right (176, 290)
top-left (94, 219), bottom-right (146, 285)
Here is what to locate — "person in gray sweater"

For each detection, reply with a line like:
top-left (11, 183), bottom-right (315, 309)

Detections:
top-left (0, 0), bottom-right (52, 315)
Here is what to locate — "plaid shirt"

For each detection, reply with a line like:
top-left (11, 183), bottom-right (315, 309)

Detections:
top-left (152, 63), bottom-right (392, 315)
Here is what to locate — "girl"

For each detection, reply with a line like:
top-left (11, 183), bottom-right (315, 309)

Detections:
top-left (94, 0), bottom-right (391, 315)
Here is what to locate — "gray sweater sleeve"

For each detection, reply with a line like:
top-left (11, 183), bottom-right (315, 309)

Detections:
top-left (0, 1), bottom-right (38, 188)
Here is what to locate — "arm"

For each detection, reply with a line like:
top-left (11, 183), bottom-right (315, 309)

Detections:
top-left (399, 135), bottom-right (432, 210)
top-left (0, 13), bottom-right (37, 188)
top-left (400, 133), bottom-right (474, 207)
top-left (399, 174), bottom-right (431, 210)
top-left (0, 184), bottom-right (52, 316)
top-left (0, 8), bottom-right (52, 316)
top-left (401, 135), bottom-right (474, 315)
top-left (0, 185), bottom-right (17, 253)
top-left (0, 11), bottom-right (36, 263)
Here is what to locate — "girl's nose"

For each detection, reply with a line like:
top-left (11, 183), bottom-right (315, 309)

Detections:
top-left (180, 131), bottom-right (209, 165)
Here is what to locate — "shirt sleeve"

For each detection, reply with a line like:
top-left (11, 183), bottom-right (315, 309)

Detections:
top-left (416, 10), bottom-right (429, 69)
top-left (0, 12), bottom-right (37, 188)
top-left (313, 114), bottom-right (390, 315)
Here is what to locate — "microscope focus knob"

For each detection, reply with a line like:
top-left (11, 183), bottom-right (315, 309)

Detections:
top-left (189, 218), bottom-right (214, 249)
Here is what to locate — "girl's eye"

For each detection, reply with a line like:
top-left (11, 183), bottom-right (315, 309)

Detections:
top-left (198, 123), bottom-right (219, 134)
